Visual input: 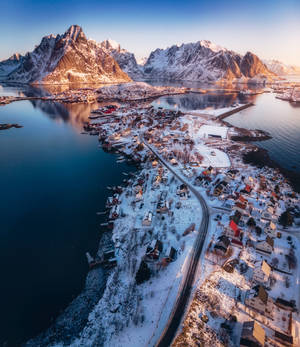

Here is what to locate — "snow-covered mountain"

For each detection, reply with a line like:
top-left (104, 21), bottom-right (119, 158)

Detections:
top-left (264, 59), bottom-right (300, 76)
top-left (2, 25), bottom-right (131, 84)
top-left (0, 53), bottom-right (24, 78)
top-left (100, 39), bottom-right (144, 80)
top-left (136, 57), bottom-right (148, 66)
top-left (143, 41), bottom-right (275, 83)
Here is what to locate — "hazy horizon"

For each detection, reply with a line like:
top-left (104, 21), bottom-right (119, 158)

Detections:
top-left (1, 0), bottom-right (300, 66)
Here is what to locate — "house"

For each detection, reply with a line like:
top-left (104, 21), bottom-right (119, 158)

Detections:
top-left (152, 160), bottom-right (158, 168)
top-left (225, 220), bottom-right (241, 240)
top-left (106, 193), bottom-right (120, 207)
top-left (147, 239), bottom-right (163, 253)
top-left (146, 239), bottom-right (163, 260)
top-left (177, 184), bottom-right (188, 195)
top-left (231, 210), bottom-right (242, 225)
top-left (109, 205), bottom-right (120, 219)
top-left (240, 321), bottom-right (265, 347)
top-left (261, 211), bottom-right (272, 221)
top-left (182, 167), bottom-right (193, 178)
top-left (213, 180), bottom-right (228, 196)
top-left (142, 211), bottom-right (153, 226)
top-left (256, 236), bottom-right (274, 254)
top-left (264, 221), bottom-right (276, 236)
top-left (170, 158), bottom-right (178, 166)
top-left (253, 260), bottom-right (271, 285)
top-left (231, 239), bottom-right (243, 248)
top-left (245, 184), bottom-right (252, 194)
top-left (157, 199), bottom-right (169, 214)
top-left (153, 175), bottom-right (162, 188)
top-left (165, 246), bottom-right (177, 262)
top-left (214, 235), bottom-right (230, 256)
top-left (238, 195), bottom-right (248, 205)
top-left (233, 201), bottom-right (248, 215)
top-left (227, 169), bottom-right (238, 179)
top-left (213, 183), bottom-right (225, 196)
top-left (199, 125), bottom-right (228, 139)
top-left (245, 285), bottom-right (269, 315)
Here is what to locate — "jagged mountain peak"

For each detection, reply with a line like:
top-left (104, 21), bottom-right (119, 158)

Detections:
top-left (264, 58), bottom-right (300, 75)
top-left (199, 40), bottom-right (226, 53)
top-left (63, 24), bottom-right (85, 42)
top-left (103, 39), bottom-right (121, 51)
top-left (1, 25), bottom-right (131, 84)
top-left (100, 39), bottom-right (143, 80)
top-left (143, 41), bottom-right (275, 83)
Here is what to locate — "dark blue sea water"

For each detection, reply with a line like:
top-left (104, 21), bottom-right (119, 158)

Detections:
top-left (0, 87), bottom-right (135, 345)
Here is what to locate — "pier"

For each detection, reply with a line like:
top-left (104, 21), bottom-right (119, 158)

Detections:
top-left (217, 102), bottom-right (254, 120)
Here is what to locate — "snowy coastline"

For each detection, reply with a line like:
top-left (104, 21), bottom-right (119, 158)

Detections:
top-left (7, 83), bottom-right (299, 346)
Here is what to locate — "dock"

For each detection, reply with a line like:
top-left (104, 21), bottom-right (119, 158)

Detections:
top-left (217, 102), bottom-right (254, 120)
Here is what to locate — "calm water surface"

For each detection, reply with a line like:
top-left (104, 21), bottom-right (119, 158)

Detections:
top-left (0, 87), bottom-right (135, 345)
top-left (226, 93), bottom-right (300, 172)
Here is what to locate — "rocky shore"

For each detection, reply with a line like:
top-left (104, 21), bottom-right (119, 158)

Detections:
top-left (0, 123), bottom-right (23, 130)
top-left (243, 147), bottom-right (300, 193)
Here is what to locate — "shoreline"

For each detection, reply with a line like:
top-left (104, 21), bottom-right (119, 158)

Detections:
top-left (3, 86), bottom-right (299, 345)
top-left (242, 147), bottom-right (300, 193)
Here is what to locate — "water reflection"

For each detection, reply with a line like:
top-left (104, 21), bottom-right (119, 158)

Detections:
top-left (0, 84), bottom-right (136, 346)
top-left (153, 92), bottom-right (256, 111)
top-left (0, 82), bottom-right (118, 129)
top-left (29, 99), bottom-right (100, 129)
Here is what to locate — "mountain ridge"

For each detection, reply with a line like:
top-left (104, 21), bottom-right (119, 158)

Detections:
top-left (3, 27), bottom-right (298, 85)
top-left (1, 25), bottom-right (131, 85)
top-left (142, 41), bottom-right (275, 83)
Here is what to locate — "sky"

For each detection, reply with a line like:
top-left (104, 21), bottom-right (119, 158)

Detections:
top-left (1, 0), bottom-right (300, 65)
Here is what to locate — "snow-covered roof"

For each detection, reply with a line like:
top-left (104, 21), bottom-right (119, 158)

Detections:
top-left (198, 125), bottom-right (228, 139)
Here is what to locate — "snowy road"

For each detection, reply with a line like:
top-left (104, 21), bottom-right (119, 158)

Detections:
top-left (141, 137), bottom-right (210, 347)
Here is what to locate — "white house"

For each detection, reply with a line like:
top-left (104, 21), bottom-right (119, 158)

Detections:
top-left (198, 125), bottom-right (229, 140)
top-left (253, 260), bottom-right (271, 285)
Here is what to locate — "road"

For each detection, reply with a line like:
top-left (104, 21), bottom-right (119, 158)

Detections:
top-left (142, 138), bottom-right (210, 347)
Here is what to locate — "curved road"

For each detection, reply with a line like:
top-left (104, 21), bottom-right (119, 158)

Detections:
top-left (142, 138), bottom-right (210, 347)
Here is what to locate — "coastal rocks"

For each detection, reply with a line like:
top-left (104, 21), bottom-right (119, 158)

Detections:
top-left (229, 128), bottom-right (272, 142)
top-left (0, 123), bottom-right (23, 130)
top-left (3, 25), bottom-right (131, 85)
top-left (25, 267), bottom-right (106, 347)
top-left (243, 147), bottom-right (300, 193)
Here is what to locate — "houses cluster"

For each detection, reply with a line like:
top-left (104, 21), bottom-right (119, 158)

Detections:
top-left (81, 94), bottom-right (300, 345)
top-left (192, 164), bottom-right (299, 345)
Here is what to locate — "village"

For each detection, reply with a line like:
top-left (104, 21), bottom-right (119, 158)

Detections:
top-left (74, 84), bottom-right (300, 347)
